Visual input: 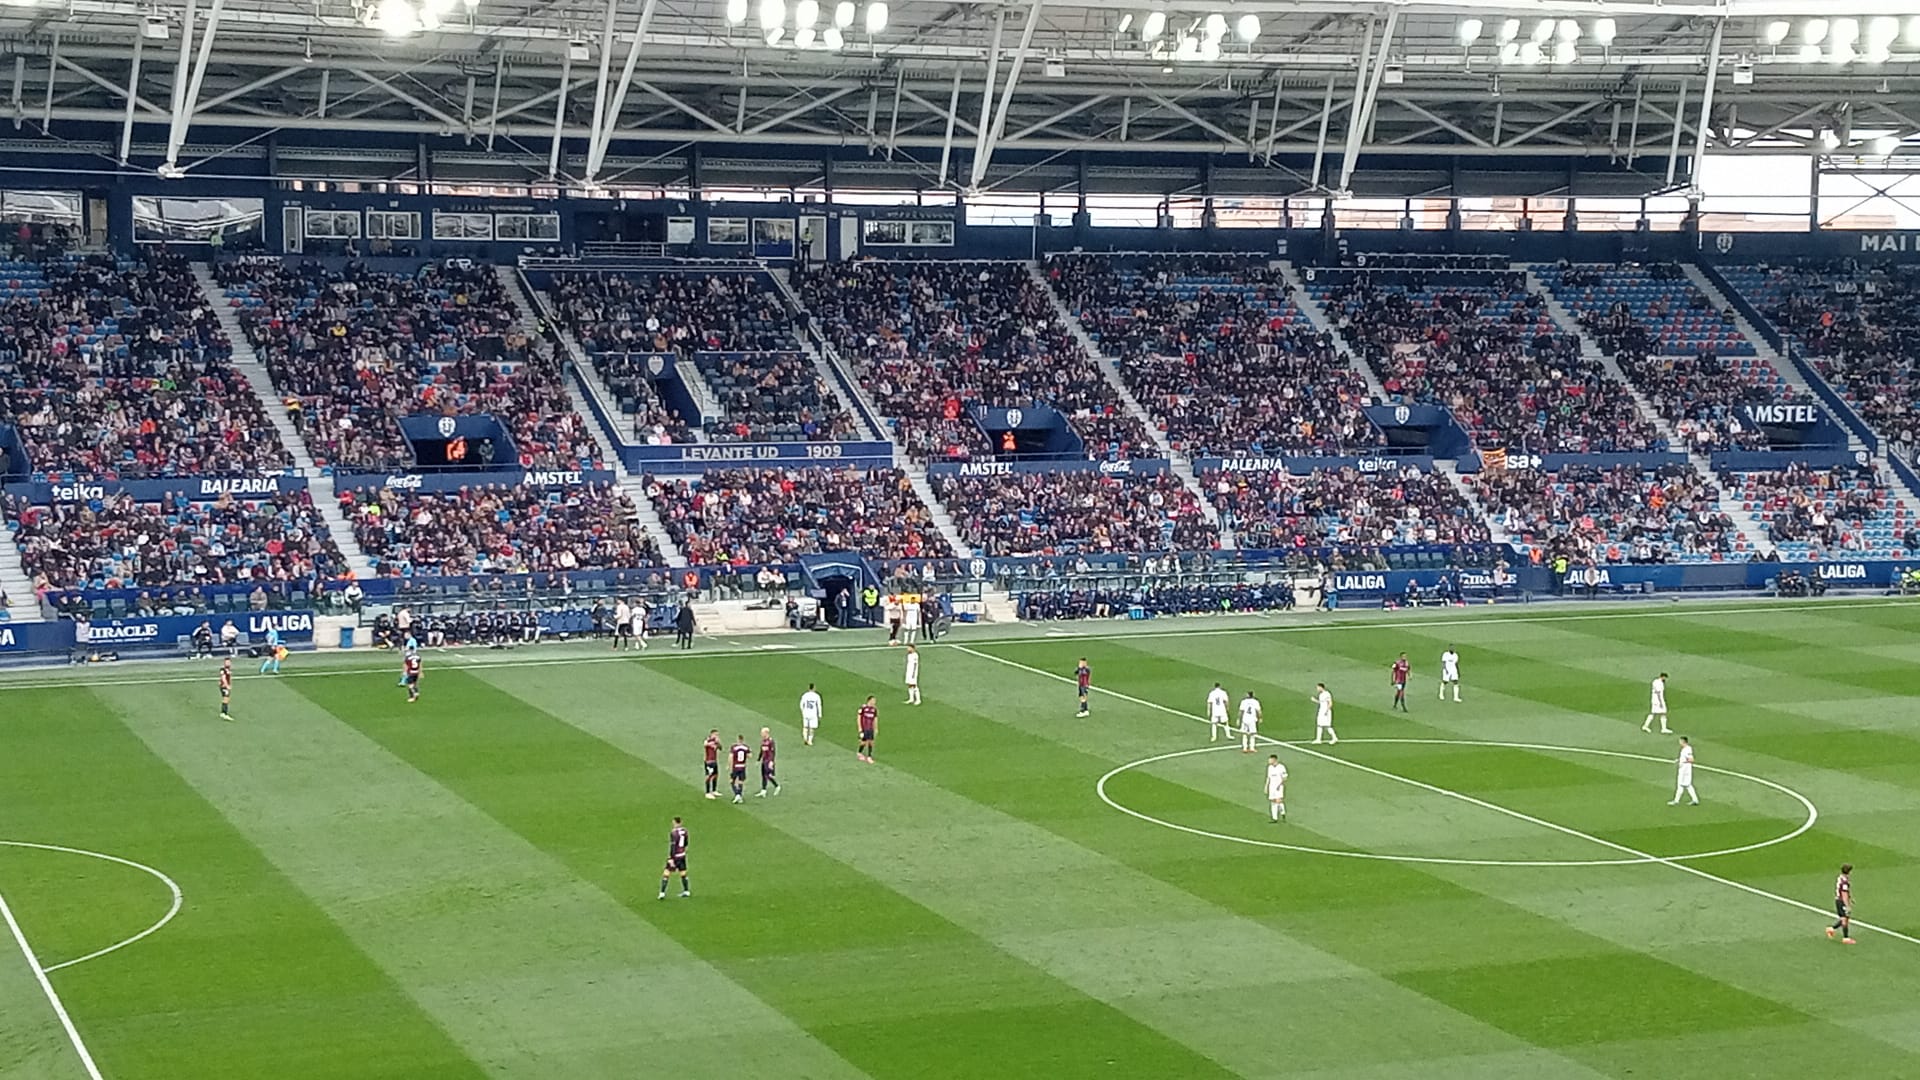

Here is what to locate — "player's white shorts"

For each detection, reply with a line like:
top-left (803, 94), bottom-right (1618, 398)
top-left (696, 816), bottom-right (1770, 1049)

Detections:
top-left (803, 716), bottom-right (819, 730)
top-left (1677, 765), bottom-right (1694, 786)
top-left (1267, 786), bottom-right (1285, 802)
top-left (1316, 717), bottom-right (1333, 728)
top-left (1210, 711), bottom-right (1229, 727)
top-left (1442, 671), bottom-right (1459, 683)
top-left (1651, 705), bottom-right (1667, 716)
top-left (1240, 722), bottom-right (1258, 736)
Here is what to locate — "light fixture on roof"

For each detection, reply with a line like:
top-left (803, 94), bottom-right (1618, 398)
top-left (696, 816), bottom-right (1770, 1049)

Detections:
top-left (1499, 40), bottom-right (1520, 64)
top-left (1044, 54), bottom-right (1066, 76)
top-left (1199, 37), bottom-right (1221, 61)
top-left (1732, 61), bottom-right (1754, 84)
top-left (141, 13), bottom-right (169, 38)
top-left (1818, 127), bottom-right (1840, 150)
top-left (864, 0), bottom-right (886, 34)
top-left (1556, 19), bottom-right (1579, 43)
top-left (1458, 18), bottom-right (1482, 45)
top-left (1908, 15), bottom-right (1920, 46)
top-left (303, 36), bottom-right (314, 61)
top-left (1874, 134), bottom-right (1900, 156)
top-left (1175, 33), bottom-right (1200, 60)
top-left (1530, 19), bottom-right (1554, 44)
top-left (1141, 9), bottom-right (1166, 42)
top-left (1520, 40), bottom-right (1543, 64)
top-left (757, 0), bottom-right (782, 30)
top-left (1235, 13), bottom-right (1258, 43)
top-left (823, 24), bottom-right (843, 48)
top-left (1116, 12), bottom-right (1133, 35)
top-left (1382, 62), bottom-right (1403, 84)
top-left (795, 0), bottom-right (817, 27)
top-left (726, 0), bottom-right (747, 24)
top-left (765, 25), bottom-right (783, 44)
top-left (834, 0), bottom-right (853, 26)
top-left (1552, 41), bottom-right (1575, 65)
top-left (1798, 43), bottom-right (1823, 62)
top-left (376, 0), bottom-right (418, 37)
top-left (1764, 20), bottom-right (1790, 47)
top-left (1203, 12), bottom-right (1226, 40)
top-left (1803, 18), bottom-right (1829, 45)
top-left (1831, 17), bottom-right (1859, 63)
top-left (795, 25), bottom-right (815, 46)
top-left (1592, 18), bottom-right (1615, 48)
top-left (1497, 19), bottom-right (1520, 44)
top-left (568, 38), bottom-right (589, 59)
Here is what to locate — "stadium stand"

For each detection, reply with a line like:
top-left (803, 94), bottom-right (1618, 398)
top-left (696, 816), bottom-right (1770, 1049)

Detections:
top-left (930, 470), bottom-right (1214, 556)
top-left (215, 259), bottom-right (601, 471)
top-left (342, 482), bottom-right (660, 577)
top-left (1538, 263), bottom-right (1800, 451)
top-left (1721, 263), bottom-right (1920, 457)
top-left (5, 488), bottom-right (346, 590)
top-left (1728, 462), bottom-right (1915, 560)
top-left (1046, 253), bottom-right (1383, 457)
top-left (793, 260), bottom-right (1156, 460)
top-left (545, 271), bottom-right (854, 443)
top-left (1203, 465), bottom-right (1492, 549)
top-left (1470, 463), bottom-right (1742, 564)
top-left (0, 252), bottom-right (294, 479)
top-left (1313, 269), bottom-right (1664, 453)
top-left (645, 466), bottom-right (952, 564)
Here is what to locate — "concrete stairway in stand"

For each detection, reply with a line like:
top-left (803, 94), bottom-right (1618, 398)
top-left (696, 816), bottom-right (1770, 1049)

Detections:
top-left (899, 451), bottom-right (975, 559)
top-left (768, 267), bottom-right (887, 443)
top-left (1276, 262), bottom-right (1391, 402)
top-left (1436, 461), bottom-right (1511, 545)
top-left (496, 265), bottom-right (689, 568)
top-left (0, 516), bottom-right (37, 621)
top-left (191, 262), bottom-right (376, 580)
top-left (1027, 262), bottom-right (1221, 533)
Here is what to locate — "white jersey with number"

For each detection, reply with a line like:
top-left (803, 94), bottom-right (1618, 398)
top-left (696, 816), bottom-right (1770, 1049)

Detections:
top-left (1207, 687), bottom-right (1230, 722)
top-left (1315, 689), bottom-right (1334, 725)
top-left (1650, 677), bottom-right (1667, 713)
top-left (800, 690), bottom-right (822, 728)
top-left (905, 653), bottom-right (920, 685)
top-left (1677, 743), bottom-right (1694, 783)
top-left (1238, 697), bottom-right (1262, 734)
top-left (1266, 762), bottom-right (1289, 798)
top-left (1440, 650), bottom-right (1460, 682)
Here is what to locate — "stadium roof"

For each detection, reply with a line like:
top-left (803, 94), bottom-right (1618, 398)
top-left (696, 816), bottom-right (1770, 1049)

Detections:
top-left (2, 0), bottom-right (1917, 195)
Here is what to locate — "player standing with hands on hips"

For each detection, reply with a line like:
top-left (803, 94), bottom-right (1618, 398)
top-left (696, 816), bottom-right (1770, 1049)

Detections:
top-left (1075, 658), bottom-right (1091, 718)
top-left (1390, 653), bottom-right (1410, 712)
top-left (1312, 682), bottom-right (1339, 744)
top-left (904, 644), bottom-right (922, 706)
top-left (1207, 683), bottom-right (1231, 742)
top-left (1264, 754), bottom-right (1288, 823)
top-left (1237, 691), bottom-right (1262, 753)
top-left (1439, 647), bottom-right (1461, 702)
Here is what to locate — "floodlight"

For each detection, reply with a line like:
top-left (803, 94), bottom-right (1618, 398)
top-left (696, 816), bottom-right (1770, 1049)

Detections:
top-left (1870, 16), bottom-right (1899, 48)
top-left (1592, 18), bottom-right (1615, 47)
top-left (1556, 19), bottom-right (1579, 43)
top-left (1200, 37), bottom-right (1221, 61)
top-left (1497, 18), bottom-right (1520, 43)
top-left (1875, 134), bottom-right (1900, 156)
top-left (864, 0), bottom-right (886, 34)
top-left (795, 25), bottom-right (815, 46)
top-left (834, 0), bottom-right (854, 27)
top-left (1832, 18), bottom-right (1859, 46)
top-left (726, 0), bottom-right (748, 24)
top-left (823, 24), bottom-right (844, 48)
top-left (1142, 10), bottom-right (1166, 42)
top-left (795, 0), bottom-right (817, 27)
top-left (1458, 18), bottom-right (1482, 45)
top-left (1764, 20), bottom-right (1790, 46)
top-left (1818, 128), bottom-right (1840, 149)
top-left (758, 0), bottom-right (782, 29)
top-left (1176, 33), bottom-right (1200, 60)
top-left (141, 14), bottom-right (169, 39)
top-left (1236, 13), bottom-right (1258, 42)
top-left (1531, 19), bottom-right (1554, 44)
top-left (765, 25), bottom-right (783, 44)
top-left (1117, 12), bottom-right (1133, 34)
top-left (1553, 41), bottom-right (1575, 64)
top-left (1499, 41), bottom-right (1520, 64)
top-left (1520, 40), bottom-right (1543, 64)
top-left (1908, 15), bottom-right (1920, 46)
top-left (377, 0), bottom-right (417, 36)
top-left (1803, 18), bottom-right (1828, 45)
top-left (1798, 43), bottom-right (1822, 62)
top-left (1203, 12), bottom-right (1225, 40)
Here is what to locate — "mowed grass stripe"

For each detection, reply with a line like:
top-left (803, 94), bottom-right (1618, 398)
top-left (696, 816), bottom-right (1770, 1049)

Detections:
top-left (0, 903), bottom-right (87, 1080)
top-left (302, 666), bottom-right (1237, 1080)
top-left (935, 637), bottom-right (1920, 1075)
top-left (0, 687), bottom-right (489, 1080)
top-left (475, 658), bottom-right (1630, 1080)
top-left (140, 674), bottom-right (867, 1080)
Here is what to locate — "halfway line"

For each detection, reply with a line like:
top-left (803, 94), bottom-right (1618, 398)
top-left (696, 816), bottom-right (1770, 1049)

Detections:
top-left (950, 643), bottom-right (1920, 949)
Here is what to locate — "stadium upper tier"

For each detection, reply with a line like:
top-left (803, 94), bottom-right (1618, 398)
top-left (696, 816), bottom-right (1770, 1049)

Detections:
top-left (645, 466), bottom-right (953, 565)
top-left (1720, 264), bottom-right (1919, 456)
top-left (1047, 254), bottom-right (1383, 458)
top-left (793, 260), bottom-right (1156, 461)
top-left (215, 260), bottom-right (601, 472)
top-left (0, 252), bottom-right (292, 480)
top-left (545, 271), bottom-right (855, 443)
top-left (1311, 268), bottom-right (1664, 454)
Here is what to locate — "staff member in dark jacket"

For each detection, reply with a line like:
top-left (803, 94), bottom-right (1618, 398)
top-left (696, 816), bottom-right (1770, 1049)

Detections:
top-left (674, 603), bottom-right (696, 649)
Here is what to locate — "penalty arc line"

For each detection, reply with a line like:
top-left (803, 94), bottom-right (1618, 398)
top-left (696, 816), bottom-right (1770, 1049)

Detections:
top-left (0, 842), bottom-right (184, 973)
top-left (950, 644), bottom-right (1920, 949)
top-left (0, 893), bottom-right (106, 1080)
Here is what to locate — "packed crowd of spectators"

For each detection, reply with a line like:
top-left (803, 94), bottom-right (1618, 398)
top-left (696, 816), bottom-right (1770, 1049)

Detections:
top-left (0, 251), bottom-right (293, 479)
top-left (931, 470), bottom-right (1214, 556)
top-left (1016, 579), bottom-right (1296, 620)
top-left (218, 259), bottom-right (601, 470)
top-left (1726, 262), bottom-right (1920, 461)
top-left (1731, 462), bottom-right (1913, 558)
top-left (644, 466), bottom-right (952, 565)
top-left (1047, 254), bottom-right (1382, 457)
top-left (1315, 270), bottom-right (1663, 453)
top-left (546, 271), bottom-right (852, 444)
top-left (1203, 464), bottom-right (1491, 549)
top-left (5, 488), bottom-right (346, 591)
top-left (1470, 463), bottom-right (1740, 564)
top-left (342, 482), bottom-right (659, 576)
top-left (794, 260), bottom-right (1155, 460)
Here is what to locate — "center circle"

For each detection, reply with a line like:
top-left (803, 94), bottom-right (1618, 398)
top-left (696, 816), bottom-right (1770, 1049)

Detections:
top-left (1096, 737), bottom-right (1818, 868)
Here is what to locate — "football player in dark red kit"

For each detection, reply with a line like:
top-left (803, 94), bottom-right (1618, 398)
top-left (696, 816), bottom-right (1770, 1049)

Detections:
top-left (402, 650), bottom-right (422, 703)
top-left (756, 726), bottom-right (781, 798)
top-left (1075, 658), bottom-right (1091, 718)
top-left (702, 729), bottom-right (722, 800)
top-left (658, 817), bottom-right (689, 900)
top-left (857, 696), bottom-right (878, 762)
top-left (1391, 653), bottom-right (1410, 713)
top-left (728, 735), bottom-right (751, 803)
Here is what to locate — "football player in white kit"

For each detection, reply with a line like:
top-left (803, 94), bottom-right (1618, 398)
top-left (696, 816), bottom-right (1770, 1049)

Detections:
top-left (1669, 736), bottom-right (1699, 805)
top-left (1439, 647), bottom-right (1461, 702)
top-left (799, 683), bottom-right (823, 746)
top-left (904, 644), bottom-right (922, 705)
top-left (1207, 683), bottom-right (1231, 742)
top-left (1311, 682), bottom-right (1338, 744)
top-left (1264, 754), bottom-right (1289, 823)
top-left (1237, 691), bottom-right (1262, 753)
top-left (1642, 672), bottom-right (1671, 733)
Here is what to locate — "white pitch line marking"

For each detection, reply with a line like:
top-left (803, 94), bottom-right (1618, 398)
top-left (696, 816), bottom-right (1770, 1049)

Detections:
top-left (0, 842), bottom-right (184, 973)
top-left (0, 597), bottom-right (1911, 692)
top-left (0, 893), bottom-right (105, 1080)
top-left (1097, 741), bottom-right (1818, 868)
top-left (953, 644), bottom-right (1920, 949)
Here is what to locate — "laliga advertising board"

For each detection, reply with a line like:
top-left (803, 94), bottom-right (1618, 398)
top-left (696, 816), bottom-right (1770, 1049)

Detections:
top-left (0, 611), bottom-right (321, 654)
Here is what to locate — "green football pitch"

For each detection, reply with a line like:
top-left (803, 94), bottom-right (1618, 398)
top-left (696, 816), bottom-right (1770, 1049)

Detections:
top-left (3, 598), bottom-right (1919, 1080)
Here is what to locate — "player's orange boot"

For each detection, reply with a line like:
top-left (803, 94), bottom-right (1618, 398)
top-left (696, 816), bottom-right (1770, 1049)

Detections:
top-left (1843, 938), bottom-right (1857, 945)
top-left (1827, 927), bottom-right (1836, 939)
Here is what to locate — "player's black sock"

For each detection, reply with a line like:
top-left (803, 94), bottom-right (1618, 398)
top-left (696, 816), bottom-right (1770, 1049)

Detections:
top-left (658, 877), bottom-right (668, 896)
